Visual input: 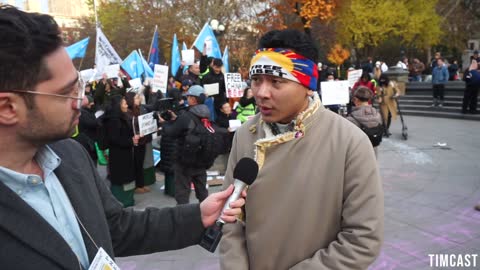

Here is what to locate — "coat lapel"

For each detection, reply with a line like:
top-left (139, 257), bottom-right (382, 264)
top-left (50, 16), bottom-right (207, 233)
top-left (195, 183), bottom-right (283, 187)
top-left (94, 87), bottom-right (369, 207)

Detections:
top-left (0, 181), bottom-right (78, 269)
top-left (54, 161), bottom-right (108, 262)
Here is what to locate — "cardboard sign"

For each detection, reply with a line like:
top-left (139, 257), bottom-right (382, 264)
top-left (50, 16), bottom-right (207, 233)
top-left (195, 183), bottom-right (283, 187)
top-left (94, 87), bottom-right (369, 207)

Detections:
top-left (181, 49), bottom-right (195, 65)
top-left (104, 64), bottom-right (120, 79)
top-left (229, 119), bottom-right (242, 131)
top-left (347, 69), bottom-right (363, 88)
top-left (225, 73), bottom-right (244, 98)
top-left (152, 64), bottom-right (169, 93)
top-left (128, 78), bottom-right (142, 89)
top-left (80, 69), bottom-right (96, 83)
top-left (137, 112), bottom-right (158, 136)
top-left (321, 80), bottom-right (350, 105)
top-left (203, 83), bottom-right (219, 96)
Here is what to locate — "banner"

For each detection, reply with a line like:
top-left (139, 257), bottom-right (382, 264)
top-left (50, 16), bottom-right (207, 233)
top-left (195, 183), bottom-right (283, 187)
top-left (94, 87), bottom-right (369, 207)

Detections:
top-left (225, 73), bottom-right (243, 98)
top-left (137, 112), bottom-right (158, 136)
top-left (171, 34), bottom-right (181, 76)
top-left (320, 80), bottom-right (350, 105)
top-left (192, 22), bottom-right (222, 59)
top-left (66, 37), bottom-right (90, 59)
top-left (129, 78), bottom-right (142, 89)
top-left (222, 46), bottom-right (229, 73)
top-left (347, 69), bottom-right (363, 88)
top-left (152, 64), bottom-right (169, 93)
top-left (121, 51), bottom-right (144, 79)
top-left (95, 28), bottom-right (122, 74)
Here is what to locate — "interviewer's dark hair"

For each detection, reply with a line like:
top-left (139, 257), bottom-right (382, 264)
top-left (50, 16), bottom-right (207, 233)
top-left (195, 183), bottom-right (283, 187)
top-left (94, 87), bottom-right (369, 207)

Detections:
top-left (353, 86), bottom-right (373, 102)
top-left (0, 5), bottom-right (63, 92)
top-left (258, 30), bottom-right (318, 63)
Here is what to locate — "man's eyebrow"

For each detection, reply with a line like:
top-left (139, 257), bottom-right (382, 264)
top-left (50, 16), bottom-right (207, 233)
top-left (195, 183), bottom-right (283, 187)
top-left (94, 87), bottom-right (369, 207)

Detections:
top-left (57, 75), bottom-right (79, 92)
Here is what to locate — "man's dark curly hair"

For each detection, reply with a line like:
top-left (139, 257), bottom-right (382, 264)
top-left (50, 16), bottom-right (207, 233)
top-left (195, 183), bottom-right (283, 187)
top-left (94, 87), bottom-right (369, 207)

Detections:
top-left (257, 29), bottom-right (319, 63)
top-left (0, 5), bottom-right (63, 92)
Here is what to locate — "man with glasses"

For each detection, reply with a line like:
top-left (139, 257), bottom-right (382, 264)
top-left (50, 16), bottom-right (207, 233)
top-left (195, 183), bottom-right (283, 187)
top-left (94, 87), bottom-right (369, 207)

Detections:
top-left (0, 6), bottom-right (245, 270)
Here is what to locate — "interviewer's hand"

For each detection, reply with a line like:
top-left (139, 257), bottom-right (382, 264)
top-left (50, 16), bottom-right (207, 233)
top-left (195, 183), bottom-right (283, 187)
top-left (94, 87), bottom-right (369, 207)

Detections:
top-left (200, 184), bottom-right (247, 227)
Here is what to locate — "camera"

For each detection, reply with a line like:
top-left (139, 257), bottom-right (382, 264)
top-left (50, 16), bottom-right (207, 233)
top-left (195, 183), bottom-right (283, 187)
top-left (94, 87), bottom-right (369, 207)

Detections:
top-left (155, 98), bottom-right (177, 121)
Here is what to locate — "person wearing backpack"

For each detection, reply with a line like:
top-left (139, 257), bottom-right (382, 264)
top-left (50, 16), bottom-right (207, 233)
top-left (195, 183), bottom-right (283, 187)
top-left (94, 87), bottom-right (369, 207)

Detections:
top-left (160, 85), bottom-right (214, 205)
top-left (347, 86), bottom-right (383, 158)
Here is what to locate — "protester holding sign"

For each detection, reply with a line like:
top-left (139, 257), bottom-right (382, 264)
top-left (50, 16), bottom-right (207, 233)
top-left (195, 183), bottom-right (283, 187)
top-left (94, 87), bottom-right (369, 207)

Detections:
top-left (103, 95), bottom-right (138, 207)
top-left (125, 92), bottom-right (151, 194)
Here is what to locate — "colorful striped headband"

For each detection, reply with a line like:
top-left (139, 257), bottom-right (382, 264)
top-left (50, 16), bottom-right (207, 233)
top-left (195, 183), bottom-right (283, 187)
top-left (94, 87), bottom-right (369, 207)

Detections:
top-left (249, 48), bottom-right (318, 90)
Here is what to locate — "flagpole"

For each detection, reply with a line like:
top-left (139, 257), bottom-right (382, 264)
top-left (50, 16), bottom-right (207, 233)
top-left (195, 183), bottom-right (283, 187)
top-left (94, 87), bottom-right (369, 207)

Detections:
top-left (78, 57), bottom-right (85, 71)
top-left (93, 0), bottom-right (99, 27)
top-left (147, 25), bottom-right (157, 62)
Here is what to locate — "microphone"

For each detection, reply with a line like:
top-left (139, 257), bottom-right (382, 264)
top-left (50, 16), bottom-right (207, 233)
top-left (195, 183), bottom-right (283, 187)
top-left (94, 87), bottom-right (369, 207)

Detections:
top-left (199, 157), bottom-right (258, 253)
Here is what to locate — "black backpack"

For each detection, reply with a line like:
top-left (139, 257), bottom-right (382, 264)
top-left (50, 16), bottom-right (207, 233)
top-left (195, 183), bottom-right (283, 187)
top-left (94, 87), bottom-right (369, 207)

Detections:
top-left (96, 114), bottom-right (110, 150)
top-left (178, 112), bottom-right (227, 169)
top-left (350, 115), bottom-right (383, 147)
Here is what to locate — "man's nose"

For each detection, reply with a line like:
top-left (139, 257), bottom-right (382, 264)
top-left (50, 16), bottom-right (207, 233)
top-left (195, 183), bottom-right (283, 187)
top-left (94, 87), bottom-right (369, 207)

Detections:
top-left (254, 82), bottom-right (271, 99)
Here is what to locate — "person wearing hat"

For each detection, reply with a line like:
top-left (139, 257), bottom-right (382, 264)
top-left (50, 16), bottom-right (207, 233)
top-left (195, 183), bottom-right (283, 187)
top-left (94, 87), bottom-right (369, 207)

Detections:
top-left (160, 85), bottom-right (213, 204)
top-left (219, 29), bottom-right (383, 269)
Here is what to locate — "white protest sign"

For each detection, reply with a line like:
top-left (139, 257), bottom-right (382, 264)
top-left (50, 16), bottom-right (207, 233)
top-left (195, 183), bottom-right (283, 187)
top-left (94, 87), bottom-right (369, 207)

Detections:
top-left (129, 78), bottom-right (142, 89)
top-left (104, 64), bottom-right (120, 79)
top-left (137, 112), bottom-right (158, 136)
top-left (225, 73), bottom-right (244, 98)
top-left (229, 119), bottom-right (242, 131)
top-left (321, 80), bottom-right (350, 105)
top-left (80, 69), bottom-right (96, 83)
top-left (181, 49), bottom-right (195, 65)
top-left (203, 83), bottom-right (219, 96)
top-left (152, 64), bottom-right (169, 93)
top-left (347, 69), bottom-right (363, 88)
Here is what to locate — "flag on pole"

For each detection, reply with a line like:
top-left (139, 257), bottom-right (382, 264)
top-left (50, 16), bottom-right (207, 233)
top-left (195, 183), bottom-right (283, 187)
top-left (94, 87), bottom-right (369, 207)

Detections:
top-left (95, 27), bottom-right (122, 74)
top-left (66, 37), bottom-right (90, 59)
top-left (139, 49), bottom-right (154, 78)
top-left (148, 26), bottom-right (159, 70)
top-left (192, 23), bottom-right (222, 59)
top-left (182, 42), bottom-right (188, 51)
top-left (171, 34), bottom-right (181, 76)
top-left (222, 46), bottom-right (229, 73)
top-left (121, 51), bottom-right (144, 79)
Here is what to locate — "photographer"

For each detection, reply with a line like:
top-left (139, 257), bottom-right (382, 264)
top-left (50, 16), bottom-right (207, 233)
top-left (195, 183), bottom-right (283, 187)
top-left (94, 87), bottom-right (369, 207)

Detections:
top-left (158, 88), bottom-right (187, 195)
top-left (160, 85), bottom-right (211, 205)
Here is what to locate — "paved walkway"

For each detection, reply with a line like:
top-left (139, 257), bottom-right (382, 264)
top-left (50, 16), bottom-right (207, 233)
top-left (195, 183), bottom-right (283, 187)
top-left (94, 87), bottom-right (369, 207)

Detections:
top-left (111, 115), bottom-right (480, 270)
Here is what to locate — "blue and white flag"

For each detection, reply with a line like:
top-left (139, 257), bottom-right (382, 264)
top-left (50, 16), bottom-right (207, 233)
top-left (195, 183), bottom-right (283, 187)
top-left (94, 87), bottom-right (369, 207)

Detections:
top-left (171, 34), bottom-right (181, 76)
top-left (192, 23), bottom-right (222, 59)
top-left (121, 51), bottom-right (144, 79)
top-left (222, 46), bottom-right (229, 73)
top-left (66, 37), bottom-right (90, 59)
top-left (182, 42), bottom-right (188, 51)
top-left (148, 26), bottom-right (159, 70)
top-left (139, 49), bottom-right (154, 78)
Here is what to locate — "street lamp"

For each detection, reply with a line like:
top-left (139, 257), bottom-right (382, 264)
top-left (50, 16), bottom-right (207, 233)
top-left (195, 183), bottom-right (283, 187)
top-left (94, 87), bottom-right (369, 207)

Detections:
top-left (210, 19), bottom-right (225, 36)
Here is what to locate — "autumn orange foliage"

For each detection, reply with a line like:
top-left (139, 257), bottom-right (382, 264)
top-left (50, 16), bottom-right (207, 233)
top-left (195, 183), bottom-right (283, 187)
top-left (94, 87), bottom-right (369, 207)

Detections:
top-left (327, 44), bottom-right (350, 65)
top-left (297, 0), bottom-right (336, 27)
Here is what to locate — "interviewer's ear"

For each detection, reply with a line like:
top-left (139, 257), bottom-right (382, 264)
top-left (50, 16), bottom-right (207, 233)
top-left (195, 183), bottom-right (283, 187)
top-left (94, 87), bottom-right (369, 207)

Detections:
top-left (0, 93), bottom-right (22, 125)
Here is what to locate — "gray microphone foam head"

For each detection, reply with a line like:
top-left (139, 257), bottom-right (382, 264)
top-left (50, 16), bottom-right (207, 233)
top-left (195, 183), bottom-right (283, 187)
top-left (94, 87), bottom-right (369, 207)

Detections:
top-left (233, 157), bottom-right (259, 186)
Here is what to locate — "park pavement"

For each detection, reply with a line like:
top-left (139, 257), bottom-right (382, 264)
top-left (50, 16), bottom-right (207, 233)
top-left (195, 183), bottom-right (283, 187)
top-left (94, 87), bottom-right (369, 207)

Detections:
top-left (105, 115), bottom-right (480, 270)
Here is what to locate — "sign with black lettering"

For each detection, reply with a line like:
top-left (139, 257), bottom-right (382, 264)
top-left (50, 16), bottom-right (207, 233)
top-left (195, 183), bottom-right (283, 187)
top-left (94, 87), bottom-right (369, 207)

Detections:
top-left (225, 73), bottom-right (244, 98)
